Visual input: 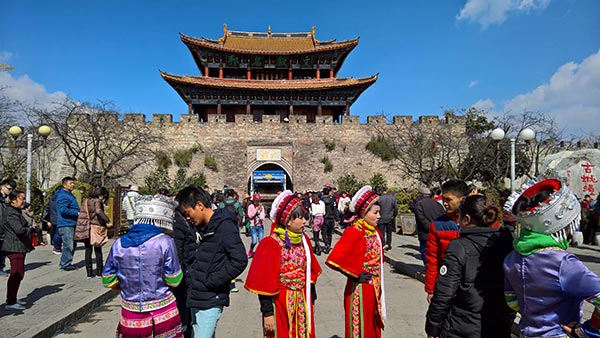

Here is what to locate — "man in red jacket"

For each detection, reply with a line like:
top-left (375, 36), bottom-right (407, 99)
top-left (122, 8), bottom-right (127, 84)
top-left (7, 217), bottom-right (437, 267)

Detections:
top-left (424, 179), bottom-right (469, 303)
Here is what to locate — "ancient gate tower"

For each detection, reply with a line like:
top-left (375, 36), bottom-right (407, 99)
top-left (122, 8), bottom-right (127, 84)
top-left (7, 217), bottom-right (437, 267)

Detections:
top-left (160, 25), bottom-right (377, 198)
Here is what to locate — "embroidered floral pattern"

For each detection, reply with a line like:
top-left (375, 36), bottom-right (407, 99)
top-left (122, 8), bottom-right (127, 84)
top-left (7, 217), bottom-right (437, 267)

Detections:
top-left (273, 234), bottom-right (307, 291)
top-left (121, 293), bottom-right (176, 312)
top-left (347, 232), bottom-right (383, 337)
top-left (272, 234), bottom-right (310, 337)
top-left (286, 288), bottom-right (308, 338)
top-left (350, 282), bottom-right (362, 337)
top-left (363, 234), bottom-right (381, 276)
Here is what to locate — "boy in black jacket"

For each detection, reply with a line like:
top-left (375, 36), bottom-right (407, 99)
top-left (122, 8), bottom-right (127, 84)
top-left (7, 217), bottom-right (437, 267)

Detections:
top-left (176, 185), bottom-right (248, 338)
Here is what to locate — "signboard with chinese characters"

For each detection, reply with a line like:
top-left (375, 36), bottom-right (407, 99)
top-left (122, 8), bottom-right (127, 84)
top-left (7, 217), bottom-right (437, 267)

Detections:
top-left (567, 161), bottom-right (599, 197)
top-left (256, 149), bottom-right (281, 161)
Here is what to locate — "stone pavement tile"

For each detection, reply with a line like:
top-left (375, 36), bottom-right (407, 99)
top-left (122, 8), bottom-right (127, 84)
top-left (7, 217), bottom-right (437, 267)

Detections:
top-left (0, 239), bottom-right (117, 338)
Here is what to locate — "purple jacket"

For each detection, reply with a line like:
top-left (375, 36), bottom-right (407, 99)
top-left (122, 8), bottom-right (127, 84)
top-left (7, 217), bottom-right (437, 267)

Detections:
top-left (504, 249), bottom-right (600, 337)
top-left (103, 233), bottom-right (183, 312)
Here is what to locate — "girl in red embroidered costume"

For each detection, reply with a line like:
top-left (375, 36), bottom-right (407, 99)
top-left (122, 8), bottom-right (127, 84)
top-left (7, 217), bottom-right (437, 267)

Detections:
top-left (245, 190), bottom-right (322, 338)
top-left (326, 185), bottom-right (386, 338)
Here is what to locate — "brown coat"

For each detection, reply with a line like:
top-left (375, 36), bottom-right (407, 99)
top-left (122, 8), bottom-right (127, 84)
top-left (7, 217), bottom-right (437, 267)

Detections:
top-left (74, 198), bottom-right (109, 241)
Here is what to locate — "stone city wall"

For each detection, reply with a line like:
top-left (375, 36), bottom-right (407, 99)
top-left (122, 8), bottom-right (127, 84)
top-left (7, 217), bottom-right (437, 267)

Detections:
top-left (111, 113), bottom-right (467, 194)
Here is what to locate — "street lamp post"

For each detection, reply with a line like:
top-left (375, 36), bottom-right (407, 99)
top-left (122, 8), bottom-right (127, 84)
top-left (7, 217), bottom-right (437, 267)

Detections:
top-left (8, 125), bottom-right (52, 202)
top-left (490, 127), bottom-right (535, 192)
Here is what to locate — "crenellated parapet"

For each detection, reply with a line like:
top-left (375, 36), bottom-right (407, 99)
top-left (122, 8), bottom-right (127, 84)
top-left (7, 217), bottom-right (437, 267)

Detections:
top-left (118, 113), bottom-right (473, 127)
top-left (124, 114), bottom-right (145, 123)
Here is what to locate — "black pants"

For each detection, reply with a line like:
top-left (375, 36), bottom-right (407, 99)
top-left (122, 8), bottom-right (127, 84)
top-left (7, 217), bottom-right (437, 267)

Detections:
top-left (323, 218), bottom-right (335, 249)
top-left (378, 221), bottom-right (393, 247)
top-left (82, 238), bottom-right (103, 270)
top-left (313, 230), bottom-right (323, 253)
top-left (173, 282), bottom-right (193, 338)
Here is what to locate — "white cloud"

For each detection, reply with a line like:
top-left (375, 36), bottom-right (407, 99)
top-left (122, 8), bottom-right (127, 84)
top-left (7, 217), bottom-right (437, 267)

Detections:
top-left (472, 98), bottom-right (496, 112)
top-left (475, 49), bottom-right (600, 136)
top-left (0, 51), bottom-right (12, 63)
top-left (457, 0), bottom-right (551, 28)
top-left (0, 72), bottom-right (67, 113)
top-left (468, 80), bottom-right (479, 88)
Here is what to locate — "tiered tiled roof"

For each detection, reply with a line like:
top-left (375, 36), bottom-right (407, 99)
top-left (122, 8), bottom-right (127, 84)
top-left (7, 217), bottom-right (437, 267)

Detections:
top-left (160, 72), bottom-right (377, 91)
top-left (180, 25), bottom-right (358, 55)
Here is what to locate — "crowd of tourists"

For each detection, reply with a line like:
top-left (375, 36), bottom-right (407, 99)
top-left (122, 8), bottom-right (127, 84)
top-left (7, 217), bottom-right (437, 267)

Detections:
top-left (2, 174), bottom-right (600, 337)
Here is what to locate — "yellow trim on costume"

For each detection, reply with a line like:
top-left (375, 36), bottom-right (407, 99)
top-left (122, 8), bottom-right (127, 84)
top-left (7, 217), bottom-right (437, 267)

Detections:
top-left (326, 260), bottom-right (359, 278)
top-left (244, 286), bottom-right (280, 296)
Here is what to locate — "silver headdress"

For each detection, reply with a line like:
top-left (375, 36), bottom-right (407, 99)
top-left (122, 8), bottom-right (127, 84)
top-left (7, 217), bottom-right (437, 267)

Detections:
top-left (504, 177), bottom-right (581, 243)
top-left (134, 194), bottom-right (178, 231)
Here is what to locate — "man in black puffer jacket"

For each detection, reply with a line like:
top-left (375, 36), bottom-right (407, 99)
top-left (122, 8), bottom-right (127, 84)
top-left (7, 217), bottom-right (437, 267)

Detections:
top-left (426, 195), bottom-right (515, 338)
top-left (176, 185), bottom-right (248, 338)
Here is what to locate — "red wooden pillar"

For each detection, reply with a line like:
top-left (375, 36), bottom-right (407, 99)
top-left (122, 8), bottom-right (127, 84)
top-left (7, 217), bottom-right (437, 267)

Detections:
top-left (246, 102), bottom-right (251, 115)
top-left (345, 103), bottom-right (350, 116)
top-left (288, 68), bottom-right (292, 80)
top-left (204, 66), bottom-right (209, 77)
top-left (188, 104), bottom-right (193, 115)
top-left (217, 102), bottom-right (222, 115)
top-left (318, 102), bottom-right (322, 115)
top-left (316, 68), bottom-right (320, 79)
top-left (247, 67), bottom-right (251, 80)
top-left (330, 69), bottom-right (334, 78)
top-left (219, 65), bottom-right (223, 79)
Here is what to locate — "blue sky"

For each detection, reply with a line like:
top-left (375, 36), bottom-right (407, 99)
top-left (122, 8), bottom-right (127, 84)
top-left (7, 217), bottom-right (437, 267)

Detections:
top-left (1, 0), bottom-right (599, 137)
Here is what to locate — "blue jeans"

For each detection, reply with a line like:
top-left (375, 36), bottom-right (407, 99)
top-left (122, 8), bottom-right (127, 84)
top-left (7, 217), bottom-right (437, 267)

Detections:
top-left (250, 225), bottom-right (264, 250)
top-left (419, 239), bottom-right (427, 267)
top-left (192, 306), bottom-right (223, 338)
top-left (53, 226), bottom-right (63, 251)
top-left (58, 227), bottom-right (75, 268)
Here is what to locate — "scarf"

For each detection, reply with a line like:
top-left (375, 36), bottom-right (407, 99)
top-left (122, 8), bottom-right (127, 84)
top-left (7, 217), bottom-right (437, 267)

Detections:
top-left (120, 223), bottom-right (163, 248)
top-left (513, 228), bottom-right (569, 256)
top-left (273, 226), bottom-right (303, 245)
top-left (354, 218), bottom-right (377, 236)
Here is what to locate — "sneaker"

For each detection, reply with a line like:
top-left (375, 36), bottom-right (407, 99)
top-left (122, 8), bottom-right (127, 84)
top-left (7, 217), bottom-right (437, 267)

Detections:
top-left (247, 250), bottom-right (254, 259)
top-left (16, 299), bottom-right (26, 305)
top-left (60, 265), bottom-right (77, 271)
top-left (230, 287), bottom-right (238, 293)
top-left (5, 303), bottom-right (25, 311)
top-left (383, 244), bottom-right (391, 251)
top-left (52, 249), bottom-right (61, 255)
top-left (39, 242), bottom-right (47, 247)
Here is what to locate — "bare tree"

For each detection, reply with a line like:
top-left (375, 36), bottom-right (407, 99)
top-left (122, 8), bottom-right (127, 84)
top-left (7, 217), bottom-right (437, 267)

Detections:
top-left (32, 97), bottom-right (163, 186)
top-left (495, 110), bottom-right (565, 177)
top-left (367, 109), bottom-right (471, 187)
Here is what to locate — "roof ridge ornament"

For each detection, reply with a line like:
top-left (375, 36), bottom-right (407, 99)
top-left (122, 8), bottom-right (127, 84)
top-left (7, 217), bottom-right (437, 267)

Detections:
top-left (219, 24), bottom-right (227, 44)
top-left (268, 24), bottom-right (271, 36)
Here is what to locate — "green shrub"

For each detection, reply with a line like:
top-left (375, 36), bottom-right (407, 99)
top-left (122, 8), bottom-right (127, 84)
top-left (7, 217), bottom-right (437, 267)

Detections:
top-left (369, 173), bottom-right (387, 189)
top-left (204, 154), bottom-right (219, 172)
top-left (392, 188), bottom-right (419, 214)
top-left (365, 135), bottom-right (396, 161)
top-left (142, 167), bottom-right (170, 194)
top-left (336, 174), bottom-right (365, 194)
top-left (319, 155), bottom-right (333, 173)
top-left (156, 151), bottom-right (172, 169)
top-left (323, 138), bottom-right (336, 152)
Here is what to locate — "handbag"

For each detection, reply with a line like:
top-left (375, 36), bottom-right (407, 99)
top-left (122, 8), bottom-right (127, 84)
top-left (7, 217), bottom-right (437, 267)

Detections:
top-left (90, 223), bottom-right (108, 247)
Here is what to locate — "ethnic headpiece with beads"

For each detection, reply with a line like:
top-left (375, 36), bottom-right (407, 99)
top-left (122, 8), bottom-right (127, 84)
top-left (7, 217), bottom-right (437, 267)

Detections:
top-left (349, 185), bottom-right (379, 218)
top-left (270, 190), bottom-right (303, 227)
top-left (134, 194), bottom-right (178, 231)
top-left (504, 177), bottom-right (581, 242)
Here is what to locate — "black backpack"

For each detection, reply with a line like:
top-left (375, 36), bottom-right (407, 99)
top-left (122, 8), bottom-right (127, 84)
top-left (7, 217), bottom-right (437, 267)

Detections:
top-left (222, 200), bottom-right (242, 227)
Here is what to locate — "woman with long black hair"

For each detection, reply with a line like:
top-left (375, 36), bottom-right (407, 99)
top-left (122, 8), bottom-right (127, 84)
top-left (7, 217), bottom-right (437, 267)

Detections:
top-left (426, 194), bottom-right (515, 338)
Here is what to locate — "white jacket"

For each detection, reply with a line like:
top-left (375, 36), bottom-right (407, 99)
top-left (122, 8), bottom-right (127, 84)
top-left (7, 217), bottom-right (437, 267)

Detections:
top-left (121, 191), bottom-right (139, 220)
